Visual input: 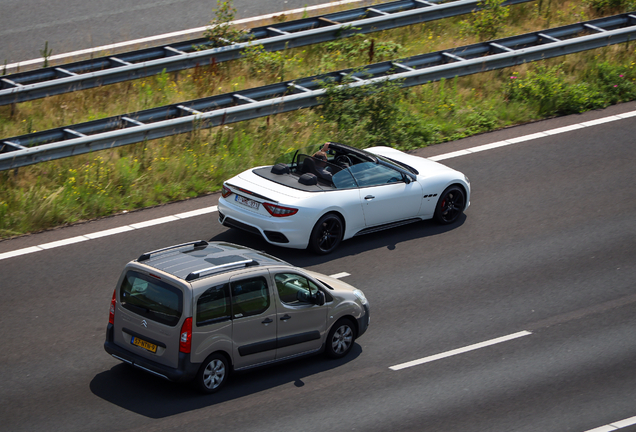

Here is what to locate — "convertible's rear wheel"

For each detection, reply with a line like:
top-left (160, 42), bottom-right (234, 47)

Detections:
top-left (309, 213), bottom-right (343, 254)
top-left (434, 185), bottom-right (466, 224)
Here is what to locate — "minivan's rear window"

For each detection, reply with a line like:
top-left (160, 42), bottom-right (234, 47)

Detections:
top-left (119, 270), bottom-right (183, 326)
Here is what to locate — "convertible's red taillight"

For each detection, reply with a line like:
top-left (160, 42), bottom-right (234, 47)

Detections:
top-left (109, 289), bottom-right (116, 325)
top-left (263, 203), bottom-right (298, 217)
top-left (179, 317), bottom-right (193, 353)
top-left (221, 185), bottom-right (232, 198)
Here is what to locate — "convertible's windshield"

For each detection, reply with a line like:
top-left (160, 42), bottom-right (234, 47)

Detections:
top-left (376, 154), bottom-right (419, 175)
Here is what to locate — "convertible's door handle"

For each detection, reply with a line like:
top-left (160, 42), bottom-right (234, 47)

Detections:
top-left (364, 195), bottom-right (375, 200)
top-left (280, 314), bottom-right (291, 321)
top-left (261, 318), bottom-right (273, 324)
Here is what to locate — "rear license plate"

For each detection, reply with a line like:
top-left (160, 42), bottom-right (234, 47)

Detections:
top-left (131, 336), bottom-right (157, 353)
top-left (235, 194), bottom-right (260, 210)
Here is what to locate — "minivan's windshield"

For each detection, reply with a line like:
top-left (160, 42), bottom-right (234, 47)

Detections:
top-left (120, 270), bottom-right (183, 326)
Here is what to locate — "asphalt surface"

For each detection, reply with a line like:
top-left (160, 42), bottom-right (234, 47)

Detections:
top-left (0, 0), bottom-right (366, 65)
top-left (1, 101), bottom-right (635, 432)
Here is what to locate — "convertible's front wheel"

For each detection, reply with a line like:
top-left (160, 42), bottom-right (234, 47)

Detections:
top-left (309, 213), bottom-right (343, 254)
top-left (434, 185), bottom-right (466, 224)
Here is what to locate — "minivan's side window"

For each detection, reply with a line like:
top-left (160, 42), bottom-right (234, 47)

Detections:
top-left (120, 270), bottom-right (183, 326)
top-left (231, 276), bottom-right (270, 318)
top-left (274, 273), bottom-right (319, 305)
top-left (196, 283), bottom-right (230, 327)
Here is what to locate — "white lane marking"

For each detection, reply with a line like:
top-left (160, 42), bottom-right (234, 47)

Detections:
top-left (389, 331), bottom-right (532, 371)
top-left (38, 236), bottom-right (89, 249)
top-left (175, 206), bottom-right (218, 219)
top-left (585, 416), bottom-right (636, 432)
top-left (0, 246), bottom-right (44, 260)
top-left (2, 108), bottom-right (636, 261)
top-left (429, 110), bottom-right (636, 161)
top-left (83, 226), bottom-right (135, 239)
top-left (5, 0), bottom-right (364, 72)
top-left (0, 206), bottom-right (217, 260)
top-left (329, 272), bottom-right (351, 279)
top-left (129, 215), bottom-right (179, 229)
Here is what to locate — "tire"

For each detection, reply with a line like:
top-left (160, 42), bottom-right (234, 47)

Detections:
top-left (325, 318), bottom-right (355, 359)
top-left (195, 353), bottom-right (229, 394)
top-left (434, 185), bottom-right (466, 225)
top-left (308, 213), bottom-right (343, 255)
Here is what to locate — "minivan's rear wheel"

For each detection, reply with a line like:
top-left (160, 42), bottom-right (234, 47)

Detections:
top-left (434, 185), bottom-right (466, 224)
top-left (325, 318), bottom-right (355, 359)
top-left (309, 213), bottom-right (343, 255)
top-left (196, 353), bottom-right (229, 394)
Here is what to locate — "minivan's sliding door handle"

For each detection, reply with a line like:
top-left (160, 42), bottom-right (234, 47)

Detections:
top-left (261, 317), bottom-right (273, 324)
top-left (280, 314), bottom-right (291, 321)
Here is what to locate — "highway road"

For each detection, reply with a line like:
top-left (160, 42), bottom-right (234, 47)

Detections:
top-left (1, 101), bottom-right (635, 432)
top-left (0, 0), bottom-right (370, 67)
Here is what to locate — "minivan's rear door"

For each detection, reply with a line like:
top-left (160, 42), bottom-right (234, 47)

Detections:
top-left (113, 269), bottom-right (184, 369)
top-left (229, 271), bottom-right (277, 369)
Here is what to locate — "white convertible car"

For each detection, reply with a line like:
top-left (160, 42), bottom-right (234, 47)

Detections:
top-left (218, 142), bottom-right (470, 254)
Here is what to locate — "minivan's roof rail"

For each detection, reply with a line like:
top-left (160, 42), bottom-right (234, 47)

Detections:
top-left (185, 259), bottom-right (258, 281)
top-left (138, 240), bottom-right (208, 262)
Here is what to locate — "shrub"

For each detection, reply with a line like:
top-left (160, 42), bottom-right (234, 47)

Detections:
top-left (204, 0), bottom-right (245, 46)
top-left (583, 0), bottom-right (636, 14)
top-left (462, 0), bottom-right (510, 41)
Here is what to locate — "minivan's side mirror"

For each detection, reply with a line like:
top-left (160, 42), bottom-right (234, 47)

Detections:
top-left (313, 291), bottom-right (326, 306)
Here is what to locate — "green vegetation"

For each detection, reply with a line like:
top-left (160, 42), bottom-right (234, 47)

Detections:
top-left (1, 0), bottom-right (635, 239)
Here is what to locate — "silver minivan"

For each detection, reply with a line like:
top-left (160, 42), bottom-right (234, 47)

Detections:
top-left (104, 241), bottom-right (370, 393)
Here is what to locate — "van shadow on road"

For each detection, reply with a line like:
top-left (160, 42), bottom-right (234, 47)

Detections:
top-left (90, 345), bottom-right (362, 418)
top-left (210, 215), bottom-right (466, 268)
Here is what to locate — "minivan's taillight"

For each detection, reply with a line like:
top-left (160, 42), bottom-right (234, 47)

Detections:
top-left (109, 289), bottom-right (116, 325)
top-left (263, 202), bottom-right (298, 217)
top-left (221, 185), bottom-right (232, 198)
top-left (179, 317), bottom-right (193, 353)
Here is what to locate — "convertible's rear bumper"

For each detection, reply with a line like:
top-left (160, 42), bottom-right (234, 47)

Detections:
top-left (218, 199), bottom-right (311, 249)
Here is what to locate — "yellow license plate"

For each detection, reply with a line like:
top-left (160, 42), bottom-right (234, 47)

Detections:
top-left (131, 336), bottom-right (157, 353)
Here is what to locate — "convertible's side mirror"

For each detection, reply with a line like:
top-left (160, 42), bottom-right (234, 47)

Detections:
top-left (313, 291), bottom-right (326, 306)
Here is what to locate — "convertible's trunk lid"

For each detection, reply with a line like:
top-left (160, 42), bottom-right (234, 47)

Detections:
top-left (229, 167), bottom-right (315, 202)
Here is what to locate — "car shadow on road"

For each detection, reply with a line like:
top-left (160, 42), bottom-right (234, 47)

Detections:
top-left (90, 345), bottom-right (362, 418)
top-left (210, 215), bottom-right (466, 268)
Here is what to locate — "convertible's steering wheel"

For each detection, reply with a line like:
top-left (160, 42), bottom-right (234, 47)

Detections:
top-left (335, 155), bottom-right (352, 167)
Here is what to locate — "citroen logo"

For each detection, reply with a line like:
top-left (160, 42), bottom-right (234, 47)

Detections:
top-left (141, 320), bottom-right (148, 328)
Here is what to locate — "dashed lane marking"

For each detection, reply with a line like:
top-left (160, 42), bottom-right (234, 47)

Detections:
top-left (389, 331), bottom-right (532, 371)
top-left (584, 415), bottom-right (636, 432)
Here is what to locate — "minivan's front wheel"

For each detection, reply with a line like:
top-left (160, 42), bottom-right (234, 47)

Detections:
top-left (196, 353), bottom-right (229, 394)
top-left (325, 318), bottom-right (355, 359)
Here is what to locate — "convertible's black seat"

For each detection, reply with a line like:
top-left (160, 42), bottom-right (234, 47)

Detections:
top-left (300, 156), bottom-right (332, 183)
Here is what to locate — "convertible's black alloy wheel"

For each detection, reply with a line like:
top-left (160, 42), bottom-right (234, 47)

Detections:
top-left (434, 185), bottom-right (466, 224)
top-left (196, 353), bottom-right (229, 394)
top-left (309, 213), bottom-right (343, 254)
top-left (325, 318), bottom-right (355, 359)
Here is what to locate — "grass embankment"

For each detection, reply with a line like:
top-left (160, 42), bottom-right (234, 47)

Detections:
top-left (1, 0), bottom-right (635, 239)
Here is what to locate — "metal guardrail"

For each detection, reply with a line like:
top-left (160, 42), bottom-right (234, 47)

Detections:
top-left (1, 13), bottom-right (635, 171)
top-left (0, 0), bottom-right (532, 106)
